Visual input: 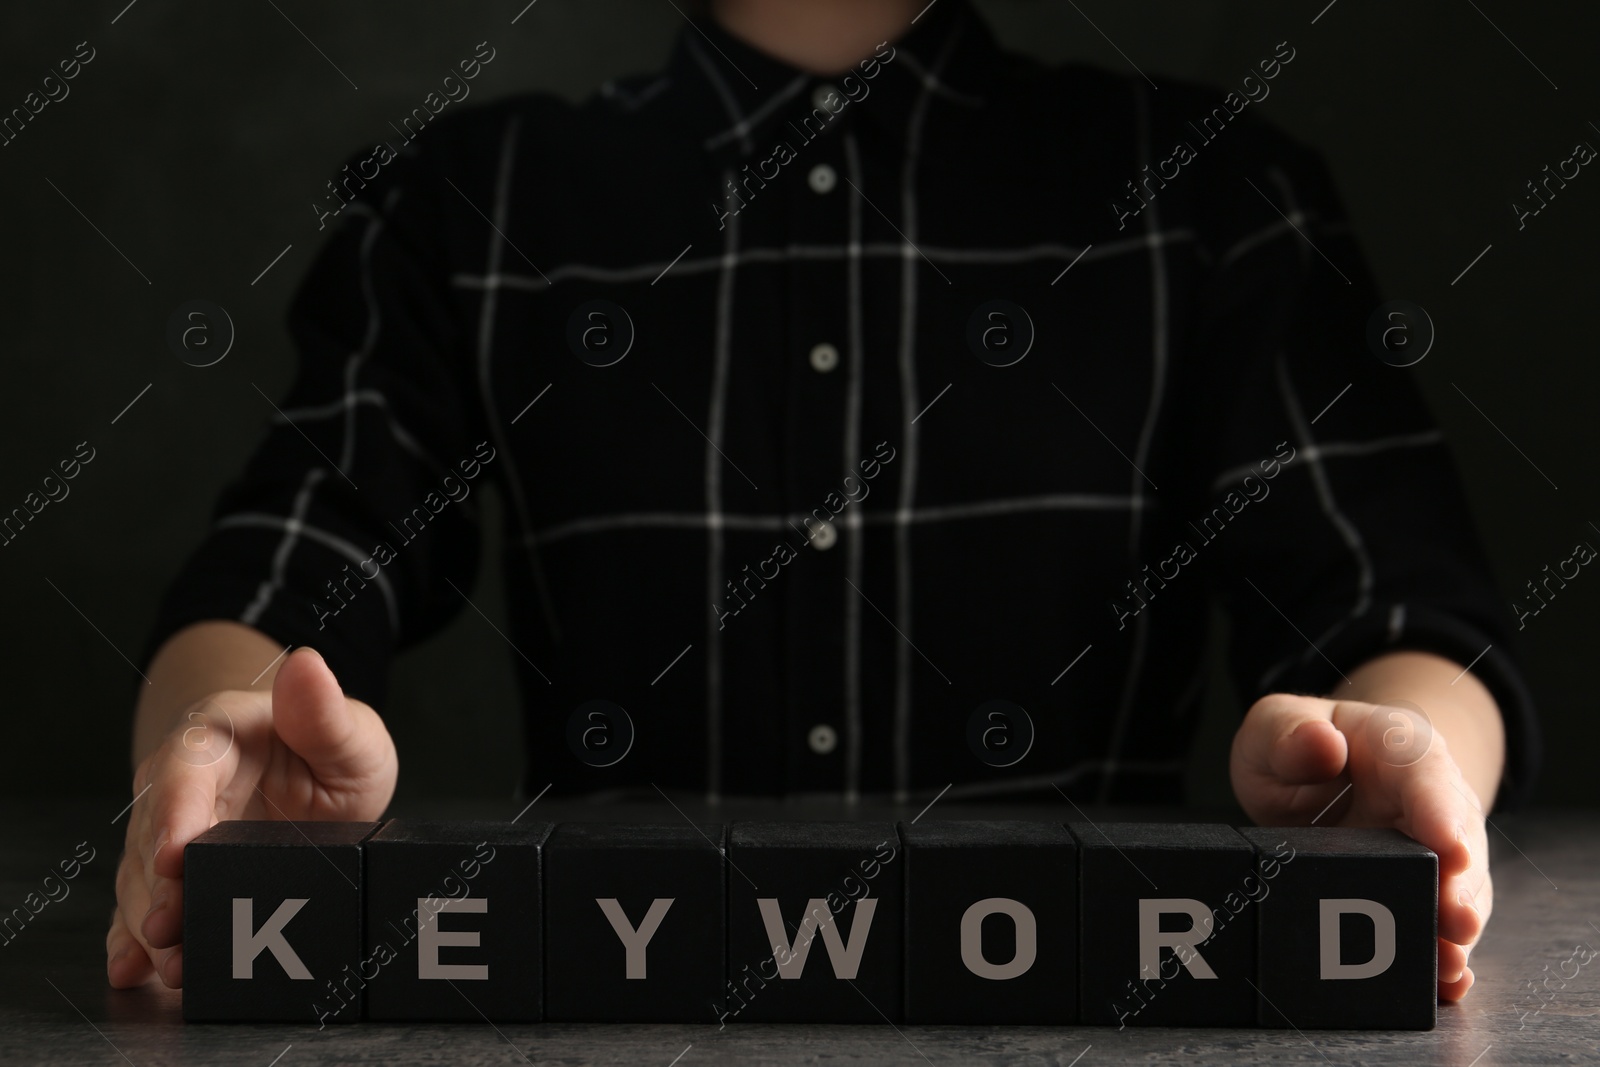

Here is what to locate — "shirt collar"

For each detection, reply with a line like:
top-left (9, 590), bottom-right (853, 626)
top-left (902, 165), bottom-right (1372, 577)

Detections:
top-left (665, 0), bottom-right (997, 166)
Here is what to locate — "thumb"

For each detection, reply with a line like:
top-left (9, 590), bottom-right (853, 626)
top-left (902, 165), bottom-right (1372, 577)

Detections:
top-left (1233, 693), bottom-right (1348, 785)
top-left (1231, 693), bottom-right (1351, 826)
top-left (270, 648), bottom-right (388, 786)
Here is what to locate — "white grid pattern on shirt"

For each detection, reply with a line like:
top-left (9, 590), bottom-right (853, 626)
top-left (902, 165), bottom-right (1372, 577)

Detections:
top-left (893, 46), bottom-right (984, 107)
top-left (600, 75), bottom-right (672, 113)
top-left (340, 190), bottom-right (399, 473)
top-left (703, 72), bottom-right (810, 151)
top-left (1268, 165), bottom-right (1313, 271)
top-left (276, 388), bottom-right (444, 479)
top-left (1219, 213), bottom-right (1349, 268)
top-left (705, 166), bottom-right (742, 803)
top-left (521, 492), bottom-right (1150, 549)
top-left (1098, 81), bottom-right (1168, 803)
top-left (475, 117), bottom-right (563, 646)
top-left (843, 130), bottom-right (867, 804)
top-left (447, 232), bottom-right (1199, 293)
top-left (238, 194), bottom-right (391, 632)
top-left (239, 469), bottom-right (325, 628)
top-left (684, 35), bottom-right (752, 155)
top-left (224, 505), bottom-right (400, 633)
top-left (217, 20), bottom-right (1466, 805)
top-left (1250, 162), bottom-right (1380, 696)
top-left (1207, 429), bottom-right (1445, 493)
top-left (1265, 347), bottom-right (1375, 685)
top-left (890, 18), bottom-right (964, 803)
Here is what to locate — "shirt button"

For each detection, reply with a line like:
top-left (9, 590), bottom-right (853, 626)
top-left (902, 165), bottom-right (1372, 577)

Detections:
top-left (810, 521), bottom-right (838, 551)
top-left (809, 342), bottom-right (839, 373)
top-left (808, 724), bottom-right (838, 754)
top-left (812, 83), bottom-right (840, 111)
top-left (808, 163), bottom-right (837, 195)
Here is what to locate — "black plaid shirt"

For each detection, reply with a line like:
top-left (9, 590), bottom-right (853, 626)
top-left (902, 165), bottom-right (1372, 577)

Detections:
top-left (153, 0), bottom-right (1538, 807)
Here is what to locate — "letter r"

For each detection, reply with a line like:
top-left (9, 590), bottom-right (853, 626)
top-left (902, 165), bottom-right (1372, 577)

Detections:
top-left (1138, 898), bottom-right (1218, 979)
top-left (232, 898), bottom-right (312, 979)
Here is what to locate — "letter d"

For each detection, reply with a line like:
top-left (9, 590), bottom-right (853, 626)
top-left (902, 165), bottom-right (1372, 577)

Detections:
top-left (1319, 898), bottom-right (1396, 979)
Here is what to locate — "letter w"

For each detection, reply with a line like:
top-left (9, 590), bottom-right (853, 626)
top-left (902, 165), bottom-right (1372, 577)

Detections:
top-left (233, 898), bottom-right (312, 979)
top-left (759, 898), bottom-right (878, 979)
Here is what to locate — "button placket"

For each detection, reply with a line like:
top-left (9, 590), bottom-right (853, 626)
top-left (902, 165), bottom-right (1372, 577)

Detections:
top-left (780, 119), bottom-right (851, 794)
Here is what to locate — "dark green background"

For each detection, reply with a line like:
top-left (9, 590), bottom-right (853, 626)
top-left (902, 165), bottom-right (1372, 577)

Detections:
top-left (0, 1), bottom-right (1593, 805)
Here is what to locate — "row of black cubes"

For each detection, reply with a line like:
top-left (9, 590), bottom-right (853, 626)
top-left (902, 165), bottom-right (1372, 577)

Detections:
top-left (183, 819), bottom-right (1436, 1028)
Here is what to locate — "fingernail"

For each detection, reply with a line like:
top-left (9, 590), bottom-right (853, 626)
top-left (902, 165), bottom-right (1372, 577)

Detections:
top-left (144, 889), bottom-right (169, 923)
top-left (1458, 889), bottom-right (1478, 914)
top-left (109, 945), bottom-right (129, 966)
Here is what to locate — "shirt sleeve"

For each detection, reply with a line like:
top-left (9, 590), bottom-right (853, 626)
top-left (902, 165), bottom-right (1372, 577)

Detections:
top-left (1167, 112), bottom-right (1540, 811)
top-left (147, 131), bottom-right (488, 708)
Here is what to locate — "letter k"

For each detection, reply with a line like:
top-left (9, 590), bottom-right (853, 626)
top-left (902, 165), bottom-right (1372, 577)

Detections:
top-left (233, 898), bottom-right (313, 979)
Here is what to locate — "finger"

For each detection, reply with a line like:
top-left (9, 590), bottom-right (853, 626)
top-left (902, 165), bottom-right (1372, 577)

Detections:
top-left (156, 944), bottom-right (184, 988)
top-left (1387, 746), bottom-right (1492, 963)
top-left (145, 704), bottom-right (253, 883)
top-left (120, 778), bottom-right (198, 985)
top-left (1439, 937), bottom-right (1469, 985)
top-left (1440, 965), bottom-right (1475, 1002)
top-left (1441, 867), bottom-right (1487, 947)
top-left (111, 854), bottom-right (162, 987)
top-left (270, 648), bottom-right (390, 788)
top-left (137, 747), bottom-right (230, 946)
top-left (106, 905), bottom-right (155, 988)
top-left (118, 800), bottom-right (194, 987)
top-left (1234, 694), bottom-right (1347, 785)
top-left (1393, 748), bottom-right (1477, 882)
top-left (136, 693), bottom-right (281, 955)
top-left (110, 780), bottom-right (159, 987)
top-left (142, 876), bottom-right (186, 952)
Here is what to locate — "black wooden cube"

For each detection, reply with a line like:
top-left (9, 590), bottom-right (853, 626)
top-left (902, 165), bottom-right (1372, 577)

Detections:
top-left (902, 820), bottom-right (1077, 1023)
top-left (1238, 826), bottom-right (1437, 1030)
top-left (1071, 821), bottom-right (1256, 1026)
top-left (183, 820), bottom-right (378, 1023)
top-left (544, 823), bottom-right (726, 1022)
top-left (363, 819), bottom-right (551, 1022)
top-left (725, 822), bottom-right (902, 1023)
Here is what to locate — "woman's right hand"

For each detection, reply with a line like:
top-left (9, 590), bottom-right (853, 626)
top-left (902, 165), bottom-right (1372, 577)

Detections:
top-left (107, 647), bottom-right (398, 989)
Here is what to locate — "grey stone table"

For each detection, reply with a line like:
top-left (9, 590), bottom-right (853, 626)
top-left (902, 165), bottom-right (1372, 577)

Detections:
top-left (2, 799), bottom-right (1596, 1066)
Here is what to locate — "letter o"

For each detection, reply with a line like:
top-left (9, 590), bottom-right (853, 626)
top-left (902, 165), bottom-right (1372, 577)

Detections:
top-left (959, 897), bottom-right (1037, 980)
